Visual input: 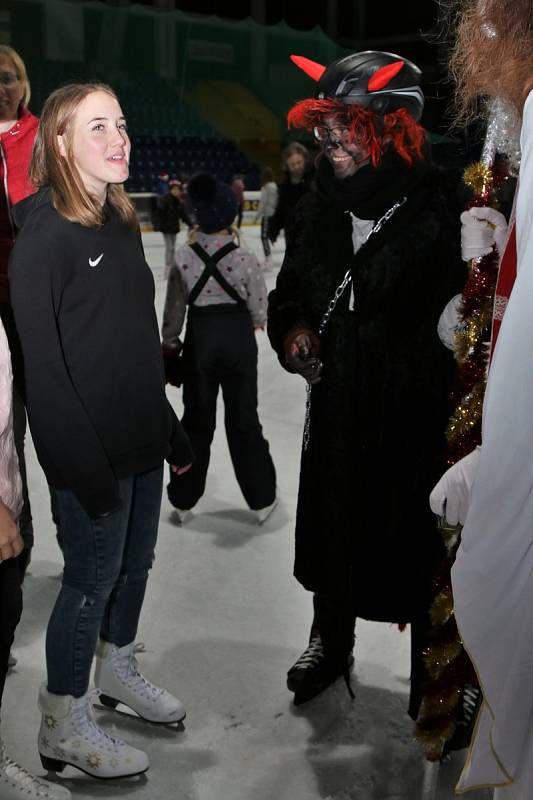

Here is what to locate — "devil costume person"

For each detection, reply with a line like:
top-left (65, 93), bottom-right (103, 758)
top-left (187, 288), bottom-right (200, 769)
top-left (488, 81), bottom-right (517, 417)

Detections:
top-left (267, 51), bottom-right (466, 707)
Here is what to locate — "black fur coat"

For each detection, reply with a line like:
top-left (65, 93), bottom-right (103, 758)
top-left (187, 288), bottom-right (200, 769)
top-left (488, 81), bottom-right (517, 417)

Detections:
top-left (267, 156), bottom-right (467, 623)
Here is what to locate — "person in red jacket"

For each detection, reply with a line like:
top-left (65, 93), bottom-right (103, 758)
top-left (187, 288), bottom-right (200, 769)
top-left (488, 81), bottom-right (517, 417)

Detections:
top-left (0, 45), bottom-right (70, 800)
top-left (0, 45), bottom-right (38, 572)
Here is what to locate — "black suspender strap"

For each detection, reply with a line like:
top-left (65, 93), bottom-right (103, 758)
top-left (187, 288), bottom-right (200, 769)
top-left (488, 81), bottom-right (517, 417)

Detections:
top-left (188, 241), bottom-right (245, 306)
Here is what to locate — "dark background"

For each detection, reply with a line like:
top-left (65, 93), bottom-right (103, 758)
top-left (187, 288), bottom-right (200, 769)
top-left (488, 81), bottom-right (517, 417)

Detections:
top-left (59, 0), bottom-right (482, 165)
top-left (83, 0), bottom-right (467, 139)
top-left (80, 0), bottom-right (447, 63)
top-left (126, 0), bottom-right (441, 42)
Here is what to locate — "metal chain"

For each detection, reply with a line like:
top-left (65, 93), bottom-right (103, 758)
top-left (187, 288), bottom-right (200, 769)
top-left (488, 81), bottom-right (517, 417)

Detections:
top-left (318, 270), bottom-right (352, 335)
top-left (303, 195), bottom-right (408, 451)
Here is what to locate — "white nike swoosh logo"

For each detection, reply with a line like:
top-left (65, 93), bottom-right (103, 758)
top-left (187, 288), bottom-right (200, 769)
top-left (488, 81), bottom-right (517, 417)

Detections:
top-left (89, 253), bottom-right (104, 267)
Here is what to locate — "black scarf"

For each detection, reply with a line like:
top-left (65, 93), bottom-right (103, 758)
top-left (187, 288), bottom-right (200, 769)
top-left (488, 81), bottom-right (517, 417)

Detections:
top-left (316, 149), bottom-right (431, 221)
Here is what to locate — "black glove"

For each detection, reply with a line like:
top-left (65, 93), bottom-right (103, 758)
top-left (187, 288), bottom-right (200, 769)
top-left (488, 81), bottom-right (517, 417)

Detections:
top-left (162, 345), bottom-right (184, 388)
top-left (285, 330), bottom-right (322, 385)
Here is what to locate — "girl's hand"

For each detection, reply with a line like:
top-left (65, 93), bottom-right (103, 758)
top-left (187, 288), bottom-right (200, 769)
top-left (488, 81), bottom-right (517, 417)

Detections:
top-left (0, 500), bottom-right (23, 561)
top-left (171, 463), bottom-right (192, 476)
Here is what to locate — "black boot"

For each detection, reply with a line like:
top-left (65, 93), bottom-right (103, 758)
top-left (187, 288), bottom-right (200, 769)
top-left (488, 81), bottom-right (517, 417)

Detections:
top-left (287, 594), bottom-right (356, 705)
top-left (442, 684), bottom-right (482, 756)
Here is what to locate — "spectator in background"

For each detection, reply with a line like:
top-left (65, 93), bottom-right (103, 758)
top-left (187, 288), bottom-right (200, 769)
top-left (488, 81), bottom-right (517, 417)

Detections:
top-left (156, 170), bottom-right (169, 196)
top-left (230, 173), bottom-right (245, 228)
top-left (256, 166), bottom-right (278, 269)
top-left (0, 45), bottom-right (38, 575)
top-left (153, 179), bottom-right (191, 278)
top-left (162, 173), bottom-right (277, 524)
top-left (268, 141), bottom-right (314, 252)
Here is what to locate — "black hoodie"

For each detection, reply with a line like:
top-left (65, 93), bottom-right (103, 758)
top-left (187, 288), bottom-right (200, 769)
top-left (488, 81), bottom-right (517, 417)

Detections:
top-left (9, 188), bottom-right (193, 517)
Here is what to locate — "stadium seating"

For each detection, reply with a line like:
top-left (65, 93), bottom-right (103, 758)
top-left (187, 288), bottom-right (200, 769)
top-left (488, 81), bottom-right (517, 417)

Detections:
top-left (127, 135), bottom-right (260, 192)
top-left (27, 60), bottom-right (261, 191)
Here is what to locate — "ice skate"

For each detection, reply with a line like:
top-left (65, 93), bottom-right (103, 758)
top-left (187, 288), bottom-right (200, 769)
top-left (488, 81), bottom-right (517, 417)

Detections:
top-left (170, 507), bottom-right (193, 525)
top-left (95, 640), bottom-right (186, 725)
top-left (256, 497), bottom-right (277, 524)
top-left (287, 630), bottom-right (354, 705)
top-left (38, 685), bottom-right (148, 779)
top-left (0, 730), bottom-right (71, 799)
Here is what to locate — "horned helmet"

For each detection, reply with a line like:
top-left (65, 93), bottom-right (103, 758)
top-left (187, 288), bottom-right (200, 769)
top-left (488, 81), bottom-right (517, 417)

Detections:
top-left (291, 50), bottom-right (424, 121)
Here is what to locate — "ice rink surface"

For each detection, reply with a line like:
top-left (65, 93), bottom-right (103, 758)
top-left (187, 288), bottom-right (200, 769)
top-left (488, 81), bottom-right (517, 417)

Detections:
top-left (3, 227), bottom-right (491, 800)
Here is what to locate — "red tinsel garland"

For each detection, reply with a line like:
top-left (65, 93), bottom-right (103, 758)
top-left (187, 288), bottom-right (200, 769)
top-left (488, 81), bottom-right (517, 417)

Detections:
top-left (415, 158), bottom-right (510, 759)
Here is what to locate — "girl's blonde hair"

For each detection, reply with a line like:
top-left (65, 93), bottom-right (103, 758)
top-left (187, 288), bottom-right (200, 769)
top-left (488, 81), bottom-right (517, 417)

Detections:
top-left (0, 45), bottom-right (31, 109)
top-left (30, 83), bottom-right (137, 228)
top-left (448, 0), bottom-right (533, 121)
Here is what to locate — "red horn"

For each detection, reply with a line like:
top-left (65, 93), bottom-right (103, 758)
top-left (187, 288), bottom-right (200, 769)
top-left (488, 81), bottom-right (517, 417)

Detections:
top-left (290, 55), bottom-right (326, 82)
top-left (367, 61), bottom-right (404, 92)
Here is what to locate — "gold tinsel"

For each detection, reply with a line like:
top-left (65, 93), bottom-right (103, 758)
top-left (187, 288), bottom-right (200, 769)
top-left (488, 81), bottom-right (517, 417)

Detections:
top-left (415, 717), bottom-right (457, 756)
top-left (446, 382), bottom-right (485, 443)
top-left (429, 586), bottom-right (454, 627)
top-left (423, 637), bottom-right (464, 679)
top-left (463, 162), bottom-right (493, 195)
top-left (418, 685), bottom-right (462, 718)
top-left (416, 159), bottom-right (500, 759)
top-left (454, 299), bottom-right (494, 364)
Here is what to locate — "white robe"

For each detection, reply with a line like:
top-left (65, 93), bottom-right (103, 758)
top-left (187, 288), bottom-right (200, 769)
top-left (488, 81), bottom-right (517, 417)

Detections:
top-left (452, 90), bottom-right (533, 798)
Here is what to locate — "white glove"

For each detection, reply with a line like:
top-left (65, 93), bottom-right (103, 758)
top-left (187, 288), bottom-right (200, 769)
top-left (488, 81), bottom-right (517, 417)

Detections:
top-left (461, 206), bottom-right (508, 262)
top-left (429, 447), bottom-right (481, 525)
top-left (437, 293), bottom-right (464, 350)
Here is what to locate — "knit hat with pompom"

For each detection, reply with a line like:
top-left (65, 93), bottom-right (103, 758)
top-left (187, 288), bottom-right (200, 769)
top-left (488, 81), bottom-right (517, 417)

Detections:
top-left (187, 173), bottom-right (238, 234)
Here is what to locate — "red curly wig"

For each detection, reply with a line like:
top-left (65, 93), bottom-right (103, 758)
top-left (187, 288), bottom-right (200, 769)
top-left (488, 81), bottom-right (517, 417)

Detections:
top-left (287, 97), bottom-right (426, 167)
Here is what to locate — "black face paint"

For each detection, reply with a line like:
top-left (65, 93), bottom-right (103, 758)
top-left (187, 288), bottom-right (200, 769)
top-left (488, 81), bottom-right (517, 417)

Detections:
top-left (350, 153), bottom-right (369, 167)
top-left (326, 138), bottom-right (367, 168)
top-left (324, 131), bottom-right (343, 149)
top-left (321, 114), bottom-right (371, 178)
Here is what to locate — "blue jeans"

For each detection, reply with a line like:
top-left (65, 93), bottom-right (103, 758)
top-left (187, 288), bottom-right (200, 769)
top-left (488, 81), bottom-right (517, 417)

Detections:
top-left (46, 466), bottom-right (163, 697)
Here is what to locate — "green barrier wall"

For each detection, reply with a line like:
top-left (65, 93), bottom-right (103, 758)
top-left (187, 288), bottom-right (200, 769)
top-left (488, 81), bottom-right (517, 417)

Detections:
top-left (1, 0), bottom-right (352, 144)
